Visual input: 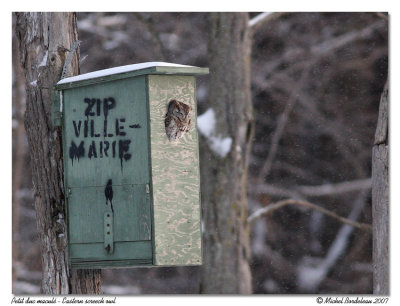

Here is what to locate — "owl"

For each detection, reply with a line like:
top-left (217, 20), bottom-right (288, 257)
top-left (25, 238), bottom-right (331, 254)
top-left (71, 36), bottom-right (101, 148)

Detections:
top-left (165, 100), bottom-right (193, 142)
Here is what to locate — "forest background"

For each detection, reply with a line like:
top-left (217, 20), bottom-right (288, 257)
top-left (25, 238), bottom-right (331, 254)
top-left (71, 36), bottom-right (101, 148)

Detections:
top-left (10, 8), bottom-right (392, 296)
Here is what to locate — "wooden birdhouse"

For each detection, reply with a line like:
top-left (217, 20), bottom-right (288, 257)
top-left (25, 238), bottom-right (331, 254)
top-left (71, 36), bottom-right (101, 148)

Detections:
top-left (54, 62), bottom-right (209, 268)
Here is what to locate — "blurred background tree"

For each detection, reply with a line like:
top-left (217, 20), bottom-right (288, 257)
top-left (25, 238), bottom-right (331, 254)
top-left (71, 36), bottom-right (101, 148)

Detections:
top-left (12, 12), bottom-right (388, 294)
top-left (200, 12), bottom-right (253, 293)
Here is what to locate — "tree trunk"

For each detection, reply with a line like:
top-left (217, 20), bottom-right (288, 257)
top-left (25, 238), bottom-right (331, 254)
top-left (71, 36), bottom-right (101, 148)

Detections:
top-left (372, 80), bottom-right (389, 295)
top-left (15, 12), bottom-right (101, 294)
top-left (200, 12), bottom-right (253, 294)
top-left (12, 15), bottom-right (26, 291)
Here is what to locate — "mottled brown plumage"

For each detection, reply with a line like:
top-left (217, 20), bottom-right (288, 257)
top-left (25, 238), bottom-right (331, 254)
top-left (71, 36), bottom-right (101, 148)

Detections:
top-left (165, 100), bottom-right (193, 142)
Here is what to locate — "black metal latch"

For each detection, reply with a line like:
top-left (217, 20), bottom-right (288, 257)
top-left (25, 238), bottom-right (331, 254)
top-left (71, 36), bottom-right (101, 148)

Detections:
top-left (104, 211), bottom-right (114, 254)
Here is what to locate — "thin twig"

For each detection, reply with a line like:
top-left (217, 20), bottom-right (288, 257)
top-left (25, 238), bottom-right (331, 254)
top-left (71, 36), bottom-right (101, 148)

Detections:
top-left (251, 182), bottom-right (302, 199)
top-left (310, 20), bottom-right (385, 56)
top-left (249, 12), bottom-right (288, 33)
top-left (375, 12), bottom-right (388, 21)
top-left (247, 198), bottom-right (372, 233)
top-left (254, 19), bottom-right (385, 80)
top-left (256, 67), bottom-right (310, 184)
top-left (255, 71), bottom-right (370, 178)
top-left (296, 178), bottom-right (371, 197)
top-left (251, 178), bottom-right (371, 198)
top-left (133, 12), bottom-right (166, 61)
top-left (297, 189), bottom-right (369, 292)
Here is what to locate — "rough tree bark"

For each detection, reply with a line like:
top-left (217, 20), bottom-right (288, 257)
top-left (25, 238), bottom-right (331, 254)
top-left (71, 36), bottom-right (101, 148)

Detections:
top-left (200, 12), bottom-right (253, 294)
top-left (372, 80), bottom-right (389, 295)
top-left (15, 12), bottom-right (101, 294)
top-left (12, 17), bottom-right (26, 290)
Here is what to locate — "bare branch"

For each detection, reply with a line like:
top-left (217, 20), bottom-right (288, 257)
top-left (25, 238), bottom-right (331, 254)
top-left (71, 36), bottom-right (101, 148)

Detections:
top-left (251, 178), bottom-right (372, 200)
top-left (297, 189), bottom-right (369, 292)
top-left (375, 12), bottom-right (388, 21)
top-left (296, 178), bottom-right (371, 197)
top-left (251, 182), bottom-right (302, 199)
top-left (253, 19), bottom-right (385, 80)
top-left (256, 67), bottom-right (311, 183)
top-left (133, 12), bottom-right (166, 61)
top-left (249, 12), bottom-right (273, 28)
top-left (247, 198), bottom-right (372, 232)
top-left (249, 12), bottom-right (288, 33)
top-left (310, 20), bottom-right (385, 56)
top-left (253, 45), bottom-right (386, 94)
top-left (254, 70), bottom-right (371, 178)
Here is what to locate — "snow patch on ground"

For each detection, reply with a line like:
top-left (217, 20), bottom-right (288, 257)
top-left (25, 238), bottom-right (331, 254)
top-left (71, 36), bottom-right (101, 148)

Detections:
top-left (197, 108), bottom-right (232, 158)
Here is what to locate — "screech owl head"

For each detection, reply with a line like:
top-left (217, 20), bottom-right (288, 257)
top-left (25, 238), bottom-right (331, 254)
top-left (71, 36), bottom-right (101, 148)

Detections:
top-left (165, 100), bottom-right (193, 142)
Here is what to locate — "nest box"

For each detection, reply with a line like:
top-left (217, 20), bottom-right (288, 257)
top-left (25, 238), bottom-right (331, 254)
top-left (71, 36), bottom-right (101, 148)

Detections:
top-left (54, 62), bottom-right (209, 268)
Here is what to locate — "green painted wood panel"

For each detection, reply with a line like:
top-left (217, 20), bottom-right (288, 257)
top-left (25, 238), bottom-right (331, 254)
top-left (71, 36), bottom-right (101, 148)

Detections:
top-left (68, 184), bottom-right (151, 244)
top-left (62, 75), bottom-right (154, 267)
top-left (63, 76), bottom-right (149, 187)
top-left (148, 75), bottom-right (202, 266)
top-left (71, 259), bottom-right (152, 269)
top-left (69, 241), bottom-right (152, 266)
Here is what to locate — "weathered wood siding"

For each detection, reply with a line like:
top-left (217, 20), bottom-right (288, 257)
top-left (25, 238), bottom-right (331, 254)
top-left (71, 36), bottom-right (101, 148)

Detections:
top-left (148, 75), bottom-right (202, 266)
top-left (62, 76), bottom-right (153, 268)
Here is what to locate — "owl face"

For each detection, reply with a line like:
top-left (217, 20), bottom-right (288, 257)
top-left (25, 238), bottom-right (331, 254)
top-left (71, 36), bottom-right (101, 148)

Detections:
top-left (168, 100), bottom-right (191, 118)
top-left (165, 100), bottom-right (193, 142)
